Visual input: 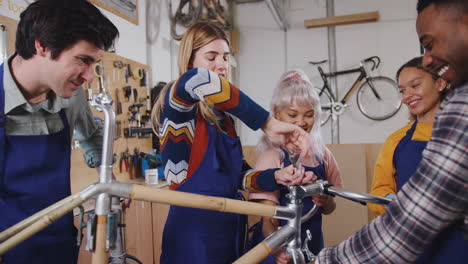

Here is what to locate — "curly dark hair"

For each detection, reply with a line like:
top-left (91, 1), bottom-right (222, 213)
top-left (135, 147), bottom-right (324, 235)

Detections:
top-left (16, 0), bottom-right (119, 60)
top-left (417, 0), bottom-right (468, 15)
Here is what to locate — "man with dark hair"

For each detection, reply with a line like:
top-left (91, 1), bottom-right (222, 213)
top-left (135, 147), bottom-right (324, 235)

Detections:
top-left (311, 0), bottom-right (468, 263)
top-left (0, 0), bottom-right (118, 263)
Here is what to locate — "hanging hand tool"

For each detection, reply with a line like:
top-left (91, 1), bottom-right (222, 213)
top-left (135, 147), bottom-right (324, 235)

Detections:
top-left (127, 64), bottom-right (133, 77)
top-left (1, 24), bottom-right (7, 63)
top-left (132, 88), bottom-right (138, 103)
top-left (113, 60), bottom-right (124, 69)
top-left (129, 103), bottom-right (144, 127)
top-left (113, 60), bottom-right (124, 83)
top-left (87, 82), bottom-right (93, 101)
top-left (124, 63), bottom-right (133, 84)
top-left (132, 148), bottom-right (141, 178)
top-left (123, 86), bottom-right (132, 101)
top-left (93, 63), bottom-right (106, 93)
top-left (119, 152), bottom-right (129, 173)
top-left (140, 70), bottom-right (152, 113)
top-left (115, 89), bottom-right (122, 115)
top-left (115, 120), bottom-right (122, 139)
top-left (132, 67), bottom-right (144, 81)
top-left (124, 67), bottom-right (129, 83)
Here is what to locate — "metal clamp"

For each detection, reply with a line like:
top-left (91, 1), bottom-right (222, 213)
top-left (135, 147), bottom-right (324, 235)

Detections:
top-left (301, 230), bottom-right (315, 261)
top-left (85, 211), bottom-right (96, 252)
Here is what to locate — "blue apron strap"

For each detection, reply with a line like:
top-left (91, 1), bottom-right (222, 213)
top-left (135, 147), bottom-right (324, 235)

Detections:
top-left (406, 120), bottom-right (418, 136)
top-left (0, 63), bottom-right (6, 181)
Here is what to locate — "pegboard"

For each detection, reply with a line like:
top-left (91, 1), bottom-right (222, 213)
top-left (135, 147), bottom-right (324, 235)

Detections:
top-left (0, 15), bottom-right (19, 61)
top-left (71, 51), bottom-right (153, 190)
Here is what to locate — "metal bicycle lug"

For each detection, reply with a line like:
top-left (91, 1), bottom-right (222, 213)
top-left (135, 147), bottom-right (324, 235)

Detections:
top-left (106, 211), bottom-right (118, 251)
top-left (85, 211), bottom-right (96, 251)
top-left (301, 229), bottom-right (315, 261)
top-left (89, 93), bottom-right (114, 112)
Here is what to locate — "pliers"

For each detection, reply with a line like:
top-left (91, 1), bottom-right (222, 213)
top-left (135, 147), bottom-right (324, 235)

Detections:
top-left (119, 152), bottom-right (129, 173)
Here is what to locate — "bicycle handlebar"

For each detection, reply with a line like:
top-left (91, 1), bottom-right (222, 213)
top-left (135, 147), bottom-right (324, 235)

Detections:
top-left (363, 56), bottom-right (381, 71)
top-left (308, 59), bottom-right (328, 65)
top-left (324, 186), bottom-right (391, 206)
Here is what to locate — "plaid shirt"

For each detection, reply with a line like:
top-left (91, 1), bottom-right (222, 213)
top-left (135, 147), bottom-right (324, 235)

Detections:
top-left (317, 82), bottom-right (468, 263)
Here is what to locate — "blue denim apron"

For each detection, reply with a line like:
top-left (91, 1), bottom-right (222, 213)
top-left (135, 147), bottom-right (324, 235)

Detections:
top-left (394, 121), bottom-right (468, 264)
top-left (160, 112), bottom-right (245, 264)
top-left (247, 152), bottom-right (326, 263)
top-left (0, 64), bottom-right (77, 264)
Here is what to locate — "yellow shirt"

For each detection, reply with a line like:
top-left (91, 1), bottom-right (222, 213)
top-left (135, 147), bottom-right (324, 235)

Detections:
top-left (368, 121), bottom-right (433, 216)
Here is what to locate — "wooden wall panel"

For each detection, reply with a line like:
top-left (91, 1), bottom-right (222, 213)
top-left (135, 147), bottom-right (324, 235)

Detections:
top-left (124, 200), bottom-right (154, 263)
top-left (0, 15), bottom-right (18, 58)
top-left (152, 200), bottom-right (170, 264)
top-left (365, 144), bottom-right (384, 221)
top-left (323, 144), bottom-right (369, 246)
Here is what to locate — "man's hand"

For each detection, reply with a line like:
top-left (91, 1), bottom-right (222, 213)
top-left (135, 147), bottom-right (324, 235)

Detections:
top-left (312, 194), bottom-right (330, 207)
top-left (275, 166), bottom-right (316, 186)
top-left (273, 250), bottom-right (292, 264)
top-left (121, 198), bottom-right (132, 210)
top-left (312, 194), bottom-right (336, 215)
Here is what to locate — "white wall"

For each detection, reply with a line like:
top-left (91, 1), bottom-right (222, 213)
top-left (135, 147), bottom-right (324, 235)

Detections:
top-left (236, 0), bottom-right (420, 145)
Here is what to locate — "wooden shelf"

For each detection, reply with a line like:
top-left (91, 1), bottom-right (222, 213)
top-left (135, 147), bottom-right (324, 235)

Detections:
top-left (304, 11), bottom-right (379, 29)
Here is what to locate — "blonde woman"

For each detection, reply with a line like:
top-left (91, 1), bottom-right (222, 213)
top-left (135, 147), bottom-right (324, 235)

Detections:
top-left (152, 23), bottom-right (313, 264)
top-left (248, 70), bottom-right (343, 264)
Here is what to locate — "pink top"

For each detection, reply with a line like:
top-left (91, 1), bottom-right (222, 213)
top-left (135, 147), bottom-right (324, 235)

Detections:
top-left (248, 147), bottom-right (343, 204)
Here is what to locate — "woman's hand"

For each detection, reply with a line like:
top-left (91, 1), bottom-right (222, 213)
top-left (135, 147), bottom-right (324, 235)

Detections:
top-left (262, 117), bottom-right (313, 160)
top-left (274, 166), bottom-right (316, 186)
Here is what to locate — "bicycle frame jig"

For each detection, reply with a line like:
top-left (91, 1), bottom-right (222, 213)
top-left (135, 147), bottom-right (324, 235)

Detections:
top-left (0, 92), bottom-right (391, 264)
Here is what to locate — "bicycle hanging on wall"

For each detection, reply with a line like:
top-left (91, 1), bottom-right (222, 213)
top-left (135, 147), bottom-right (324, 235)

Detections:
top-left (309, 56), bottom-right (402, 126)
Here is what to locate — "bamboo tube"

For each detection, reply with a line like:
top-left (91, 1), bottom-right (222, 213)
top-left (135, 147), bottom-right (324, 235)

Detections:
top-left (91, 215), bottom-right (108, 264)
top-left (233, 242), bottom-right (272, 264)
top-left (0, 193), bottom-right (81, 243)
top-left (0, 195), bottom-right (84, 255)
top-left (131, 185), bottom-right (276, 217)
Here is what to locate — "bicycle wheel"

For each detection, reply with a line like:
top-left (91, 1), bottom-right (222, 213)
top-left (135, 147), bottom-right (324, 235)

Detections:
top-left (317, 87), bottom-right (333, 126)
top-left (168, 0), bottom-right (203, 40)
top-left (356, 76), bottom-right (401, 120)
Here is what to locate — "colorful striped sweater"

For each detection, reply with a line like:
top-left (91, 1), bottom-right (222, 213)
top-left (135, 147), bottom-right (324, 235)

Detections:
top-left (158, 68), bottom-right (280, 191)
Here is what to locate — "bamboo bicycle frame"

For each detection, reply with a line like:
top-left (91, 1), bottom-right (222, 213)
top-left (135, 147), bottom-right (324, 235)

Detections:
top-left (318, 63), bottom-right (367, 104)
top-left (0, 92), bottom-right (391, 264)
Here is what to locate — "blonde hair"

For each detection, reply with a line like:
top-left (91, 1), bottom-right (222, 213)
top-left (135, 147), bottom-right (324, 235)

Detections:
top-left (258, 69), bottom-right (326, 161)
top-left (152, 22), bottom-right (230, 133)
